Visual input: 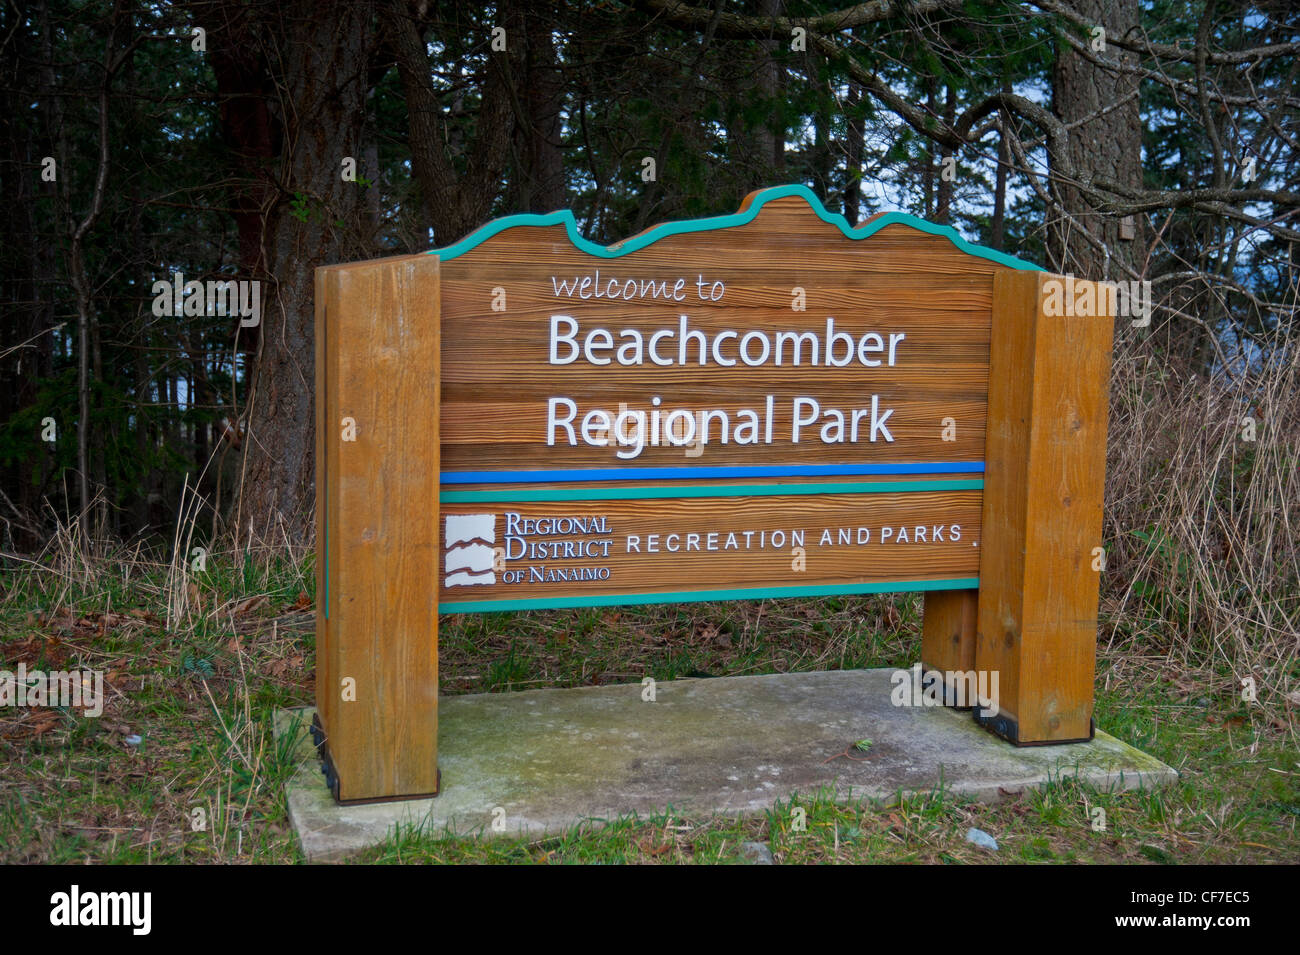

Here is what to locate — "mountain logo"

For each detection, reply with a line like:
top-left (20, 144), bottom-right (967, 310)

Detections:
top-left (444, 514), bottom-right (496, 587)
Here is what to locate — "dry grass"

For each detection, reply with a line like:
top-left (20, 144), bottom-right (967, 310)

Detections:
top-left (1, 301), bottom-right (1297, 862)
top-left (1103, 316), bottom-right (1300, 734)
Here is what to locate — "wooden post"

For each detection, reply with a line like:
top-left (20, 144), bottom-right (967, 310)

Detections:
top-left (974, 270), bottom-right (1114, 744)
top-left (920, 589), bottom-right (978, 705)
top-left (313, 253), bottom-right (442, 802)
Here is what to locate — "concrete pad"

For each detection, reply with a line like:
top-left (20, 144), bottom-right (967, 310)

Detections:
top-left (276, 668), bottom-right (1177, 862)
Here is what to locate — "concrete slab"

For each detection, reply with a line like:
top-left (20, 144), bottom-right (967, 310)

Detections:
top-left (276, 668), bottom-right (1178, 862)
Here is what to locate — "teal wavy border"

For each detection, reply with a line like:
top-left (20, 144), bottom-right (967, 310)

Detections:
top-left (440, 577), bottom-right (981, 614)
top-left (427, 183), bottom-right (1042, 272)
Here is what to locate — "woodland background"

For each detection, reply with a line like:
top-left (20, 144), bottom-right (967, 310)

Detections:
top-left (1, 0), bottom-right (1297, 693)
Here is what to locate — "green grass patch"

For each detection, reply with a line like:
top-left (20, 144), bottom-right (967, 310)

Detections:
top-left (1, 548), bottom-right (1296, 864)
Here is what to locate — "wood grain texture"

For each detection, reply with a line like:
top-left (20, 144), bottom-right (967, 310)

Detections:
top-left (438, 489), bottom-right (981, 606)
top-left (438, 199), bottom-right (1001, 473)
top-left (921, 589), bottom-right (978, 685)
top-left (315, 253), bottom-right (441, 801)
top-left (314, 266), bottom-right (333, 749)
top-left (975, 271), bottom-right (1114, 743)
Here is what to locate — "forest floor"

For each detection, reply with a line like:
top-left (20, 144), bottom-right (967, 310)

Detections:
top-left (1, 550), bottom-right (1297, 864)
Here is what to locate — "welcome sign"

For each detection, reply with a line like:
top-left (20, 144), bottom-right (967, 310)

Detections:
top-left (433, 185), bottom-right (1008, 611)
top-left (315, 185), bottom-right (1115, 802)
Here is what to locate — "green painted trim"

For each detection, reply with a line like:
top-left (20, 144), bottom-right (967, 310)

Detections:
top-left (440, 578), bottom-right (980, 614)
top-left (441, 478), bottom-right (982, 503)
top-left (426, 184), bottom-right (1042, 272)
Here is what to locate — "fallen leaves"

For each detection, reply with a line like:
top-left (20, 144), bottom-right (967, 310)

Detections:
top-left (29, 712), bottom-right (59, 736)
top-left (265, 654), bottom-right (304, 679)
top-left (0, 707), bottom-right (63, 739)
top-left (635, 838), bottom-right (674, 858)
top-left (4, 634), bottom-right (69, 669)
top-left (233, 594), bottom-right (268, 616)
top-left (22, 608), bottom-right (160, 650)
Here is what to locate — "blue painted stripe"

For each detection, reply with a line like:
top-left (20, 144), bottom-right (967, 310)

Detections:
top-left (441, 461), bottom-right (985, 484)
top-left (440, 578), bottom-right (981, 614)
top-left (426, 183), bottom-right (1042, 272)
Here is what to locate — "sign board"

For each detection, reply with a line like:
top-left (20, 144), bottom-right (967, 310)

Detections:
top-left (314, 186), bottom-right (1115, 802)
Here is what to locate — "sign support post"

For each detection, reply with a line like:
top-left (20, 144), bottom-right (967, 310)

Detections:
top-left (972, 269), bottom-right (1115, 744)
top-left (920, 589), bottom-right (978, 704)
top-left (314, 253), bottom-right (442, 803)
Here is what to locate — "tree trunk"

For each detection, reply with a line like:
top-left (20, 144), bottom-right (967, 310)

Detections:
top-left (756, 0), bottom-right (784, 181)
top-left (935, 84), bottom-right (956, 224)
top-left (134, 338), bottom-right (151, 533)
top-left (212, 1), bottom-right (381, 544)
top-left (991, 84), bottom-right (1010, 251)
top-left (922, 80), bottom-right (935, 218)
top-left (0, 3), bottom-right (56, 542)
top-left (386, 0), bottom-right (521, 245)
top-left (843, 82), bottom-right (863, 224)
top-left (67, 8), bottom-right (121, 535)
top-left (1049, 0), bottom-right (1144, 279)
top-left (811, 92), bottom-right (833, 204)
top-left (515, 6), bottom-right (566, 213)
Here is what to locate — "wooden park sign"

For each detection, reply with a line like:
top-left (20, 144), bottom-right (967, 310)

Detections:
top-left (313, 185), bottom-right (1115, 803)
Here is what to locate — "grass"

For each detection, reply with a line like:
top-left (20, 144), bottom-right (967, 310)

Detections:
top-left (1, 539), bottom-right (1296, 864)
